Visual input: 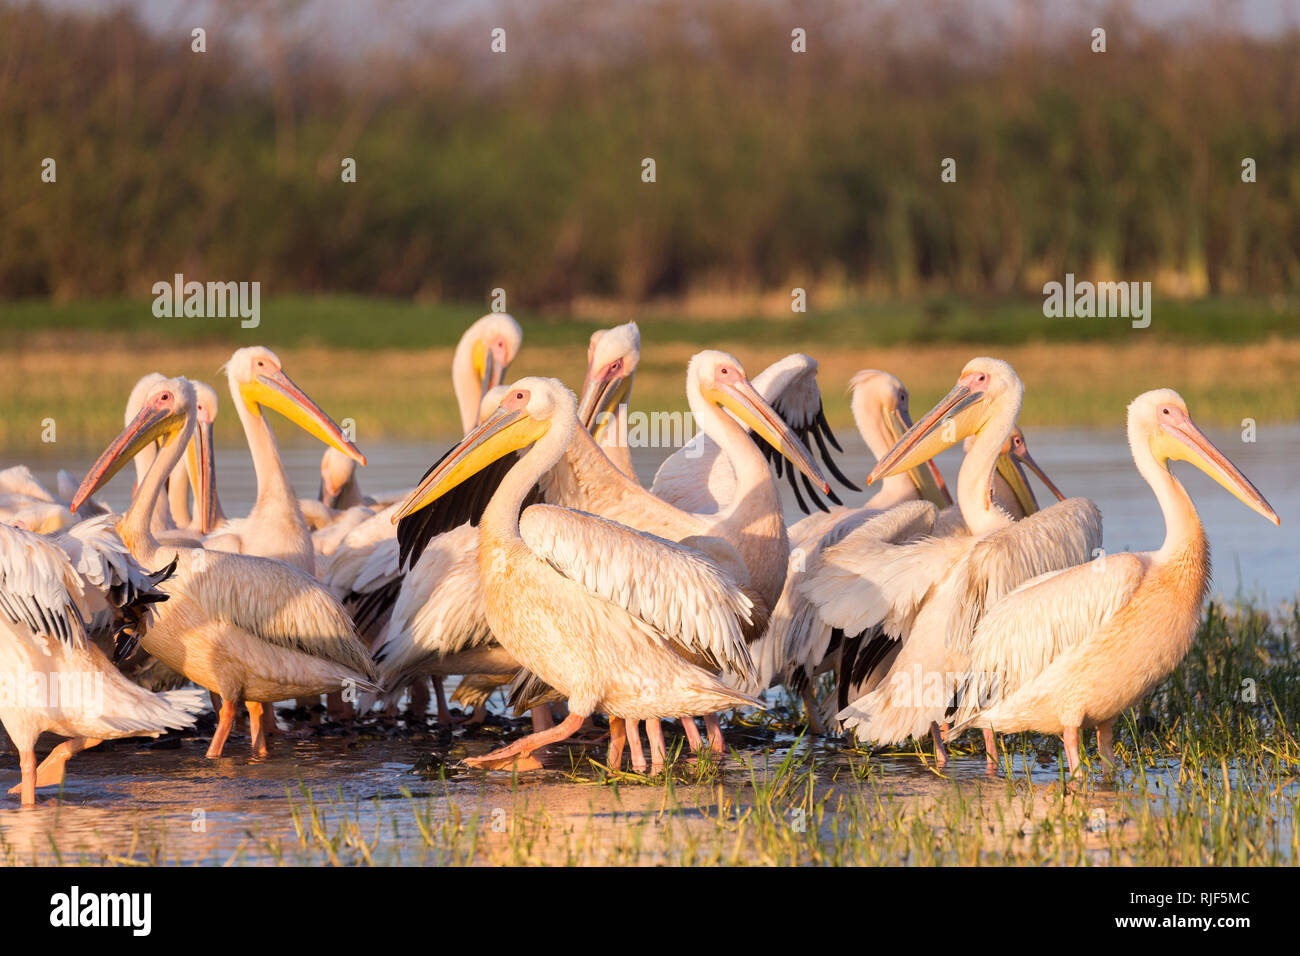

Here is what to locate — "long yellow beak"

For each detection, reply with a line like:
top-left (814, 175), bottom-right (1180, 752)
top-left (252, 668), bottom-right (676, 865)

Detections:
top-left (184, 419), bottom-right (218, 534)
top-left (239, 369), bottom-right (366, 466)
top-left (1158, 416), bottom-right (1280, 525)
top-left (473, 339), bottom-right (509, 399)
top-left (391, 405), bottom-right (550, 523)
top-left (703, 378), bottom-right (830, 496)
top-left (885, 406), bottom-right (953, 507)
top-left (72, 403), bottom-right (187, 512)
top-left (994, 452), bottom-right (1039, 515)
top-left (1010, 436), bottom-right (1066, 504)
top-left (577, 369), bottom-right (634, 439)
top-left (868, 383), bottom-right (985, 485)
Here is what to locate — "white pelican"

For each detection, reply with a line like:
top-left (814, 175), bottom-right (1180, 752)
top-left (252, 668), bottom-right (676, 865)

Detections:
top-left (452, 312), bottom-right (524, 433)
top-left (799, 358), bottom-right (1102, 765)
top-left (945, 390), bottom-right (1279, 773)
top-left (70, 376), bottom-right (378, 758)
top-left (0, 522), bottom-right (205, 805)
top-left (754, 369), bottom-right (954, 702)
top-left (651, 352), bottom-right (861, 518)
top-left (315, 312), bottom-right (523, 595)
top-left (772, 418), bottom-right (1067, 732)
top-left (575, 321), bottom-right (641, 479)
top-left (0, 466), bottom-right (76, 534)
top-left (391, 378), bottom-right (764, 771)
top-left (383, 353), bottom-right (830, 768)
top-left (202, 347), bottom-right (366, 574)
top-left (165, 380), bottom-right (223, 537)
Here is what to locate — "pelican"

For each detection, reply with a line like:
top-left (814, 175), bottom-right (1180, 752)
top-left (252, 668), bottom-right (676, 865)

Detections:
top-left (0, 522), bottom-right (205, 805)
top-left (798, 358), bottom-right (1102, 765)
top-left (0, 466), bottom-right (76, 533)
top-left (946, 390), bottom-right (1279, 773)
top-left (651, 352), bottom-right (861, 517)
top-left (70, 377), bottom-right (378, 758)
top-left (755, 369), bottom-right (954, 703)
top-left (382, 353), bottom-right (831, 768)
top-left (391, 377), bottom-right (764, 771)
top-left (576, 321), bottom-right (641, 479)
top-left (315, 312), bottom-right (522, 589)
top-left (165, 380), bottom-right (223, 537)
top-left (202, 347), bottom-right (366, 574)
top-left (452, 312), bottom-right (524, 433)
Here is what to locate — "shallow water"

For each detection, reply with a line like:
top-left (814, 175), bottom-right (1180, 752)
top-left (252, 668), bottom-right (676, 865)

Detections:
top-left (0, 716), bottom-right (1152, 865)
top-left (17, 422), bottom-right (1298, 603)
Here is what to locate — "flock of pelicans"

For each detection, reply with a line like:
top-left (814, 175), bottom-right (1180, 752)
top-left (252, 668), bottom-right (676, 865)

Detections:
top-left (0, 314), bottom-right (1282, 806)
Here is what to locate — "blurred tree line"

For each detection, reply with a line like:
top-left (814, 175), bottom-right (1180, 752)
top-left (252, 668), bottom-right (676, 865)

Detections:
top-left (1, 0), bottom-right (1297, 307)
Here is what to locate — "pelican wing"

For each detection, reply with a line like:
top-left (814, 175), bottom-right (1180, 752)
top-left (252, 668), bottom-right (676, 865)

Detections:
top-left (519, 505), bottom-right (755, 677)
top-left (0, 522), bottom-right (88, 650)
top-left (796, 500), bottom-right (943, 638)
top-left (372, 524), bottom-right (492, 689)
top-left (396, 449), bottom-right (542, 570)
top-left (943, 497), bottom-right (1103, 658)
top-left (950, 552), bottom-right (1145, 727)
top-left (751, 505), bottom-right (884, 692)
top-left (182, 550), bottom-right (376, 681)
top-left (651, 353), bottom-right (858, 514)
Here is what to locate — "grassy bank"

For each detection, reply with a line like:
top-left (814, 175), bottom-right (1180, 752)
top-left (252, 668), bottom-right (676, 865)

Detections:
top-left (1, 296), bottom-right (1298, 448)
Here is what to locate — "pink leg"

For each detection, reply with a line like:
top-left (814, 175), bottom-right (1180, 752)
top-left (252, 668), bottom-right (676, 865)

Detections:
top-left (1063, 725), bottom-right (1081, 774)
top-left (607, 717), bottom-right (627, 771)
top-left (801, 685), bottom-right (826, 735)
top-left (247, 702), bottom-right (269, 757)
top-left (431, 678), bottom-right (452, 726)
top-left (206, 699), bottom-right (238, 759)
top-left (646, 719), bottom-right (667, 774)
top-left (1097, 721), bottom-right (1115, 771)
top-left (983, 728), bottom-right (999, 773)
top-left (930, 721), bottom-right (949, 768)
top-left (463, 712), bottom-right (585, 770)
top-left (704, 713), bottom-right (725, 756)
top-left (681, 716), bottom-right (704, 753)
top-left (17, 749), bottom-right (36, 807)
top-left (625, 719), bottom-right (647, 773)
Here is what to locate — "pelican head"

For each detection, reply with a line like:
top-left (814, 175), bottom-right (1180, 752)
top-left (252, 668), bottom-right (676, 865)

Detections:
top-left (224, 345), bottom-right (366, 466)
top-left (126, 373), bottom-right (167, 425)
top-left (393, 377), bottom-right (568, 522)
top-left (1130, 389), bottom-right (1278, 525)
top-left (867, 357), bottom-right (1022, 485)
top-left (187, 380), bottom-right (221, 533)
top-left (577, 322), bottom-right (641, 437)
top-left (850, 369), bottom-right (951, 507)
top-left (688, 350), bottom-right (831, 496)
top-left (998, 426), bottom-right (1067, 514)
top-left (457, 313), bottom-right (523, 399)
top-left (72, 377), bottom-right (207, 517)
top-left (319, 447), bottom-right (359, 510)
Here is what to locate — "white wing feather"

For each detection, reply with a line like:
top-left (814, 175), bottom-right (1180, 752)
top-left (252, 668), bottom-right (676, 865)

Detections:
top-left (372, 524), bottom-right (492, 688)
top-left (519, 505), bottom-right (755, 678)
top-left (949, 552), bottom-right (1145, 728)
top-left (796, 500), bottom-right (944, 639)
top-left (0, 523), bottom-right (88, 650)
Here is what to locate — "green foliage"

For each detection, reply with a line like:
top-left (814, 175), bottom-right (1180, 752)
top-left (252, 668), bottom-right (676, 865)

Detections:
top-left (2, 2), bottom-right (1298, 305)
